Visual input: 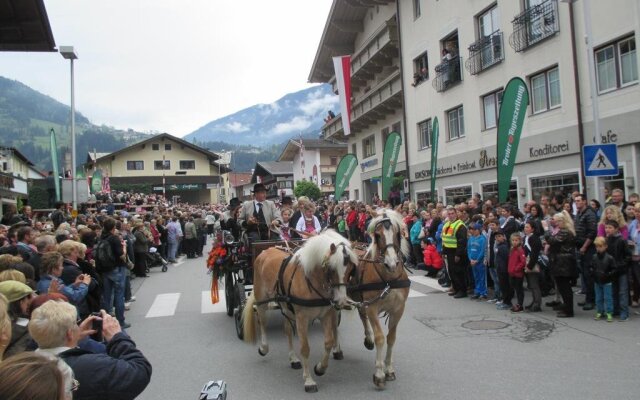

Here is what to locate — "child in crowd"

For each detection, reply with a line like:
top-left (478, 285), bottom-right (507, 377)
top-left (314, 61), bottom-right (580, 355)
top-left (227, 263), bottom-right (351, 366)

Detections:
top-left (485, 219), bottom-right (501, 303)
top-left (280, 208), bottom-right (292, 241)
top-left (507, 233), bottom-right (526, 313)
top-left (495, 230), bottom-right (511, 310)
top-left (337, 215), bottom-right (347, 239)
top-left (605, 220), bottom-right (632, 321)
top-left (467, 223), bottom-right (487, 299)
top-left (420, 237), bottom-right (443, 277)
top-left (592, 236), bottom-right (616, 322)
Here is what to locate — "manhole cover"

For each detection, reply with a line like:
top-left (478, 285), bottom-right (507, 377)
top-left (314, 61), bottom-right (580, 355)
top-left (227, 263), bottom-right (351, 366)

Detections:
top-left (462, 320), bottom-right (509, 330)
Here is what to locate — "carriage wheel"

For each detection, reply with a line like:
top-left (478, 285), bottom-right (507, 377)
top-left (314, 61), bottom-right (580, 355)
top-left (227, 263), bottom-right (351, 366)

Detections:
top-left (234, 282), bottom-right (246, 339)
top-left (224, 271), bottom-right (234, 317)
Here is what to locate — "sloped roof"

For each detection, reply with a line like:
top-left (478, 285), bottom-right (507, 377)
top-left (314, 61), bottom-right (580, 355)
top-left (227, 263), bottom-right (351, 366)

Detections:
top-left (252, 161), bottom-right (293, 183)
top-left (228, 172), bottom-right (253, 188)
top-left (278, 138), bottom-right (347, 161)
top-left (0, 0), bottom-right (56, 52)
top-left (0, 146), bottom-right (34, 166)
top-left (87, 152), bottom-right (111, 162)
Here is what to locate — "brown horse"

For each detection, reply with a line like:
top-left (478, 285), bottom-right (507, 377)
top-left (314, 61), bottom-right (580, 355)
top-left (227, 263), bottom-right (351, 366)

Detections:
top-left (348, 209), bottom-right (411, 389)
top-left (243, 230), bottom-right (359, 393)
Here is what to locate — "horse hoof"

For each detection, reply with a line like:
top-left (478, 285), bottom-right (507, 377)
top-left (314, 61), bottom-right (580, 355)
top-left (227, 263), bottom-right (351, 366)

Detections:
top-left (373, 374), bottom-right (386, 389)
top-left (258, 348), bottom-right (267, 357)
top-left (291, 361), bottom-right (302, 370)
top-left (385, 372), bottom-right (396, 381)
top-left (333, 351), bottom-right (344, 360)
top-left (364, 338), bottom-right (374, 350)
top-left (314, 365), bottom-right (326, 376)
top-left (304, 384), bottom-right (318, 393)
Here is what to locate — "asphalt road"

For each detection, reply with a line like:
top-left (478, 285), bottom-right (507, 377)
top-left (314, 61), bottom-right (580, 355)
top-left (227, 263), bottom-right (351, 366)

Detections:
top-left (127, 241), bottom-right (640, 400)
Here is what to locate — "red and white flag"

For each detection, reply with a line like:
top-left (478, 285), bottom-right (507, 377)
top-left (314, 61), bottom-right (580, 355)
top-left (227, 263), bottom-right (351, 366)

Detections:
top-left (299, 135), bottom-right (305, 179)
top-left (332, 55), bottom-right (352, 136)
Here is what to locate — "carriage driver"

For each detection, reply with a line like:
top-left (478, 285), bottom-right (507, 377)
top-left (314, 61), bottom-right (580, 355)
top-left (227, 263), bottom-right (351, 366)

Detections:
top-left (238, 183), bottom-right (282, 241)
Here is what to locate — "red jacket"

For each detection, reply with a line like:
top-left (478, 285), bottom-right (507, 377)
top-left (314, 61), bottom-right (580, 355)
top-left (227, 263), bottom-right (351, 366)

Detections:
top-left (508, 247), bottom-right (526, 278)
top-left (423, 245), bottom-right (443, 269)
top-left (357, 212), bottom-right (367, 231)
top-left (346, 210), bottom-right (357, 227)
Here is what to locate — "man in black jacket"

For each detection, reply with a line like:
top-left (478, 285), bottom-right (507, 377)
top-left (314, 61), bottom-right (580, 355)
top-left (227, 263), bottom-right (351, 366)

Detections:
top-left (29, 300), bottom-right (152, 400)
top-left (574, 194), bottom-right (598, 310)
top-left (99, 218), bottom-right (130, 329)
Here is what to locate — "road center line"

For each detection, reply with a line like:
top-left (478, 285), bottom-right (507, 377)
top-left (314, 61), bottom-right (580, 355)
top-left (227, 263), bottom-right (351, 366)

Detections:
top-left (145, 293), bottom-right (181, 318)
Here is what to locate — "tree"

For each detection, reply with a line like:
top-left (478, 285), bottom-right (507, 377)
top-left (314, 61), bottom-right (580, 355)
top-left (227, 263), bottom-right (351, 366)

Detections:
top-left (294, 180), bottom-right (322, 200)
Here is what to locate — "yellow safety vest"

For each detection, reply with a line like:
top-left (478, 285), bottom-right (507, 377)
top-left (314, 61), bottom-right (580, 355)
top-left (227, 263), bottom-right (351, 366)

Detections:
top-left (442, 220), bottom-right (464, 249)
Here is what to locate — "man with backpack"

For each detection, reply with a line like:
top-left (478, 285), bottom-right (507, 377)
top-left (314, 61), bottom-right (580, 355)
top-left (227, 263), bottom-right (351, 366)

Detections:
top-left (96, 217), bottom-right (131, 329)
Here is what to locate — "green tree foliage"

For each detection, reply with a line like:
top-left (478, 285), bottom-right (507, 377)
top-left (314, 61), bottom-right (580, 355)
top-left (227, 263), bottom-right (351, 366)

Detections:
top-left (294, 180), bottom-right (322, 200)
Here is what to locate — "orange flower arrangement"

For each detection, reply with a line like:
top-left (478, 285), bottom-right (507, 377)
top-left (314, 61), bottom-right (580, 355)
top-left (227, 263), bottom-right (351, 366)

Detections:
top-left (207, 244), bottom-right (228, 304)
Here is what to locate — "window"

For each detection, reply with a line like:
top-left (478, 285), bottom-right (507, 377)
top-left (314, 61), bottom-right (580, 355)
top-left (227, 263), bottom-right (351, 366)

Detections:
top-left (179, 160), bottom-right (195, 169)
top-left (595, 36), bottom-right (638, 93)
top-left (417, 118), bottom-right (432, 150)
top-left (362, 135), bottom-right (376, 158)
top-left (392, 121), bottom-right (402, 136)
top-left (381, 127), bottom-right (390, 146)
top-left (330, 156), bottom-right (338, 166)
top-left (152, 144), bottom-right (159, 151)
top-left (126, 161), bottom-right (144, 170)
top-left (530, 172), bottom-right (580, 203)
top-left (481, 181), bottom-right (517, 205)
top-left (413, 0), bottom-right (421, 19)
top-left (412, 51), bottom-right (429, 86)
top-left (447, 106), bottom-right (465, 140)
top-left (602, 167), bottom-right (625, 194)
top-left (416, 191), bottom-right (438, 203)
top-left (351, 143), bottom-right (357, 156)
top-left (154, 160), bottom-right (170, 170)
top-left (164, 143), bottom-right (172, 151)
top-left (531, 67), bottom-right (561, 113)
top-left (482, 89), bottom-right (503, 130)
top-left (445, 186), bottom-right (472, 205)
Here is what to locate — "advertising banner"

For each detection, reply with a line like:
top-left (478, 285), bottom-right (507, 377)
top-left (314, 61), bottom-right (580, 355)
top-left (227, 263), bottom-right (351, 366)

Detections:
top-left (430, 117), bottom-right (439, 203)
top-left (381, 132), bottom-right (402, 200)
top-left (49, 129), bottom-right (61, 202)
top-left (334, 153), bottom-right (358, 200)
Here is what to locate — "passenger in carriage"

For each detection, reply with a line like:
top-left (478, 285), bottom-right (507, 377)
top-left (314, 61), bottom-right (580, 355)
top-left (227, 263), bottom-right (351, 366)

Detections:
top-left (295, 202), bottom-right (321, 238)
top-left (238, 184), bottom-right (281, 241)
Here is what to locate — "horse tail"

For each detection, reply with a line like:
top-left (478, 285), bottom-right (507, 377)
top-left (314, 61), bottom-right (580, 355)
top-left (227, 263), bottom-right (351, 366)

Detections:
top-left (243, 293), bottom-right (256, 343)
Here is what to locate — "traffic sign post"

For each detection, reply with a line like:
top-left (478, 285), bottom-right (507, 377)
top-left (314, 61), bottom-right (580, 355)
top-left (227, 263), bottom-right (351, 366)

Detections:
top-left (583, 144), bottom-right (618, 177)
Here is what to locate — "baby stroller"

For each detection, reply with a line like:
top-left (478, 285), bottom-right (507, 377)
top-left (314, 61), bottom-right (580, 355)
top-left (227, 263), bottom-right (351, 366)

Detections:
top-left (146, 247), bottom-right (169, 273)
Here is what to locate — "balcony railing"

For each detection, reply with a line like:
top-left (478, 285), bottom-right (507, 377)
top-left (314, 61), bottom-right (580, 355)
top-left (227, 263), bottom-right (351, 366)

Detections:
top-left (509, 0), bottom-right (559, 52)
top-left (433, 55), bottom-right (462, 92)
top-left (465, 31), bottom-right (504, 75)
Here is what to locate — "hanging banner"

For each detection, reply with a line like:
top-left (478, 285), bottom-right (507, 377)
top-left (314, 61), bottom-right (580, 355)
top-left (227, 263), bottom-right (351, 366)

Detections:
top-left (49, 129), bottom-right (61, 202)
top-left (91, 169), bottom-right (103, 194)
top-left (497, 77), bottom-right (529, 203)
top-left (332, 55), bottom-right (352, 136)
top-left (430, 117), bottom-right (439, 203)
top-left (381, 132), bottom-right (402, 200)
top-left (334, 153), bottom-right (358, 201)
top-left (102, 173), bottom-right (111, 193)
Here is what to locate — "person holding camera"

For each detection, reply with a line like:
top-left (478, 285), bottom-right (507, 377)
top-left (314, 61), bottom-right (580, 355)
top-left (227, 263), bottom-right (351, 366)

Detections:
top-left (29, 300), bottom-right (152, 400)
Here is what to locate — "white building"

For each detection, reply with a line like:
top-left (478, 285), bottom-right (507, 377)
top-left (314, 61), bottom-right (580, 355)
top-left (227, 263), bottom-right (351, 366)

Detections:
top-left (311, 0), bottom-right (640, 206)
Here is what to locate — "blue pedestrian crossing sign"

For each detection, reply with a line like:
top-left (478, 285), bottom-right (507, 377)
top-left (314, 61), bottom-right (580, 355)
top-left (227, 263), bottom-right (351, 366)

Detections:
top-left (583, 144), bottom-right (618, 177)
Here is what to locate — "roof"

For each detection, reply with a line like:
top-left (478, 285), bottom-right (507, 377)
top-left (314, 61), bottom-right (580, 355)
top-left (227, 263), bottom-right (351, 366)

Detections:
top-left (308, 0), bottom-right (394, 83)
top-left (0, 147), bottom-right (35, 166)
top-left (87, 152), bottom-right (111, 163)
top-left (0, 0), bottom-right (56, 52)
top-left (228, 172), bottom-right (253, 188)
top-left (277, 138), bottom-right (347, 161)
top-left (93, 132), bottom-right (221, 164)
top-left (252, 161), bottom-right (293, 183)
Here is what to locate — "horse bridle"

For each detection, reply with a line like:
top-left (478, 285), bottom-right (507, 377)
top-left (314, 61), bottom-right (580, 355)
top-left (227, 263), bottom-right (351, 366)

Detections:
top-left (365, 216), bottom-right (403, 268)
top-left (312, 242), bottom-right (354, 308)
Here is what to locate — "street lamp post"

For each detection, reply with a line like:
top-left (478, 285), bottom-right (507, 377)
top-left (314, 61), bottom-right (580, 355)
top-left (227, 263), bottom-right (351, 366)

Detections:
top-left (60, 46), bottom-right (78, 212)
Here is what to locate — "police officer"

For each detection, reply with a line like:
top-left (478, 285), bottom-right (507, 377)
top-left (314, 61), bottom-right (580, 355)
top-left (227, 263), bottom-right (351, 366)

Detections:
top-left (442, 206), bottom-right (469, 298)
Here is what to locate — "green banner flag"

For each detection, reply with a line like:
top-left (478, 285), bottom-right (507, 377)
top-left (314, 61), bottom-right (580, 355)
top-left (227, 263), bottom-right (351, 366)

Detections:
top-left (381, 132), bottom-right (402, 200)
top-left (91, 169), bottom-right (103, 194)
top-left (430, 117), bottom-right (439, 203)
top-left (334, 153), bottom-right (358, 201)
top-left (49, 129), bottom-right (61, 202)
top-left (497, 77), bottom-right (529, 203)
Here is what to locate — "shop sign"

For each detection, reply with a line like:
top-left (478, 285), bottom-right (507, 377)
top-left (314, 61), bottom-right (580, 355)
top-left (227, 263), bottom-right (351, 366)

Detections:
top-left (0, 174), bottom-right (14, 189)
top-left (360, 158), bottom-right (378, 171)
top-left (529, 141), bottom-right (570, 159)
top-left (167, 183), bottom-right (203, 191)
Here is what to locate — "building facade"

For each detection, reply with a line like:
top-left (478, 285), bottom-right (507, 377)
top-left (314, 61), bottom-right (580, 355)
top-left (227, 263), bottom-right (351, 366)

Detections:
top-left (309, 0), bottom-right (406, 203)
top-left (0, 147), bottom-right (41, 213)
top-left (250, 161), bottom-right (294, 200)
top-left (400, 0), bottom-right (639, 207)
top-left (311, 0), bottom-right (640, 206)
top-left (90, 133), bottom-right (228, 204)
top-left (277, 138), bottom-right (348, 195)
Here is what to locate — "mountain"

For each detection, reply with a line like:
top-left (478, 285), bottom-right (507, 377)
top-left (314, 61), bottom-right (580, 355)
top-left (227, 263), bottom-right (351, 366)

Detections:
top-left (0, 76), bottom-right (151, 172)
top-left (184, 84), bottom-right (338, 146)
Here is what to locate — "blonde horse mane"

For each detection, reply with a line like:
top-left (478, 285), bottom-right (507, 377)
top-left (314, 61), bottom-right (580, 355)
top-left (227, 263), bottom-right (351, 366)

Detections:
top-left (294, 229), bottom-right (356, 277)
top-left (366, 209), bottom-right (411, 259)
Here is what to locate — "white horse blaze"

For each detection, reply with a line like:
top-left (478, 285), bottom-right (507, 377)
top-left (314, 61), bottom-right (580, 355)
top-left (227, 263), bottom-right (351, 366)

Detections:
top-left (382, 228), bottom-right (399, 270)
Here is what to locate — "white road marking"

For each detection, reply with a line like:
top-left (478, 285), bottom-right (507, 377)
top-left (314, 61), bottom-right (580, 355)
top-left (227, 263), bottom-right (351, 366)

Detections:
top-left (408, 289), bottom-right (427, 298)
top-left (145, 293), bottom-right (181, 318)
top-left (201, 290), bottom-right (228, 314)
top-left (409, 275), bottom-right (448, 293)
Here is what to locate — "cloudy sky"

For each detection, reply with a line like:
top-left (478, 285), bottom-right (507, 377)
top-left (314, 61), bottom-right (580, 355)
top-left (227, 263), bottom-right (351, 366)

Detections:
top-left (0, 0), bottom-right (333, 136)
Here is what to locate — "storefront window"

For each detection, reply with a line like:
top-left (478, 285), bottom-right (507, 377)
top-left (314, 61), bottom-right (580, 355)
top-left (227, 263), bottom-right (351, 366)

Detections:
top-left (445, 186), bottom-right (472, 205)
top-left (601, 167), bottom-right (625, 193)
top-left (481, 181), bottom-right (517, 206)
top-left (416, 190), bottom-right (438, 203)
top-left (530, 173), bottom-right (580, 203)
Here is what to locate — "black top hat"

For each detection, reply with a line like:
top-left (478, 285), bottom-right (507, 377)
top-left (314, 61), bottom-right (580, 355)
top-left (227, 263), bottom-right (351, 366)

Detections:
top-left (228, 197), bottom-right (241, 210)
top-left (251, 183), bottom-right (267, 193)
